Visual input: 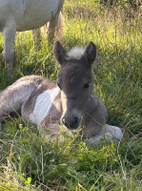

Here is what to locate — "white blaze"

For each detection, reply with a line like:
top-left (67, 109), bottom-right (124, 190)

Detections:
top-left (29, 87), bottom-right (60, 125)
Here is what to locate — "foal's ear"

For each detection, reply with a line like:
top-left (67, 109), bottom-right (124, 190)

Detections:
top-left (54, 41), bottom-right (67, 65)
top-left (84, 42), bottom-right (96, 66)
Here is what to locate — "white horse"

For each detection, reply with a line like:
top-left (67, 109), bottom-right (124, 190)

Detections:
top-left (0, 0), bottom-right (65, 77)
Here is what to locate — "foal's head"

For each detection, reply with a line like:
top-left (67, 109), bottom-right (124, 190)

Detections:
top-left (54, 41), bottom-right (96, 130)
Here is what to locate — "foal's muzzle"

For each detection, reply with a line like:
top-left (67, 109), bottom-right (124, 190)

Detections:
top-left (62, 115), bottom-right (80, 130)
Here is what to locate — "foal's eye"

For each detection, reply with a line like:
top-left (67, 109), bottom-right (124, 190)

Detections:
top-left (83, 83), bottom-right (90, 89)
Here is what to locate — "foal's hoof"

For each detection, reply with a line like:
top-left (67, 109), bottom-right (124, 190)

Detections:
top-left (104, 124), bottom-right (123, 143)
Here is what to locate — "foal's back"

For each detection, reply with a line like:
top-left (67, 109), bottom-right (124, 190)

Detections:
top-left (0, 75), bottom-right (55, 119)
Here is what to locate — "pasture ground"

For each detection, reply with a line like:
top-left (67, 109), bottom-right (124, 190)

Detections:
top-left (0, 0), bottom-right (142, 190)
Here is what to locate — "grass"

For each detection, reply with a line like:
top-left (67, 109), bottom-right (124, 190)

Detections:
top-left (0, 0), bottom-right (142, 190)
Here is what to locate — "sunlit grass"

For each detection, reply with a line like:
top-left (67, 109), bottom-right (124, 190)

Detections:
top-left (0, 0), bottom-right (142, 190)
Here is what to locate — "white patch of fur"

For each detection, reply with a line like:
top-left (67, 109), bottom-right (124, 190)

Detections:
top-left (67, 47), bottom-right (85, 60)
top-left (87, 124), bottom-right (123, 145)
top-left (104, 124), bottom-right (123, 142)
top-left (29, 87), bottom-right (60, 125)
top-left (0, 81), bottom-right (35, 114)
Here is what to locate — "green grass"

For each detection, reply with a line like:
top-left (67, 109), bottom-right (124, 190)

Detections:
top-left (0, 0), bottom-right (142, 190)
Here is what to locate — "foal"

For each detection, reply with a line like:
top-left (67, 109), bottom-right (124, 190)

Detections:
top-left (0, 42), bottom-right (123, 144)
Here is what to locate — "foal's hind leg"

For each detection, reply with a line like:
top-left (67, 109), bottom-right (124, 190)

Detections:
top-left (0, 79), bottom-right (36, 126)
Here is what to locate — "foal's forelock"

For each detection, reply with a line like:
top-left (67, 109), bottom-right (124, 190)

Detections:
top-left (66, 47), bottom-right (85, 60)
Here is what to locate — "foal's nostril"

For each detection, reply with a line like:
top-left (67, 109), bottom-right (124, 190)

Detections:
top-left (73, 116), bottom-right (79, 125)
top-left (62, 116), bottom-right (80, 129)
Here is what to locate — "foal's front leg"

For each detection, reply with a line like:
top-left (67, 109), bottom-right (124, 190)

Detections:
top-left (103, 124), bottom-right (123, 143)
top-left (86, 124), bottom-right (123, 145)
top-left (2, 18), bottom-right (16, 77)
top-left (0, 78), bottom-right (36, 128)
top-left (84, 96), bottom-right (123, 145)
top-left (38, 122), bottom-right (73, 143)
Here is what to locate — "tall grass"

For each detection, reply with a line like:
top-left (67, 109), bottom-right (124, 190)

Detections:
top-left (0, 0), bottom-right (142, 190)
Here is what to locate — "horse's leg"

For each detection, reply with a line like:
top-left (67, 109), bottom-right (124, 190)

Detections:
top-left (31, 29), bottom-right (41, 47)
top-left (48, 15), bottom-right (58, 43)
top-left (40, 24), bottom-right (48, 39)
top-left (47, 0), bottom-right (65, 42)
top-left (55, 12), bottom-right (64, 40)
top-left (46, 12), bottom-right (64, 41)
top-left (48, 0), bottom-right (65, 42)
top-left (2, 19), bottom-right (16, 77)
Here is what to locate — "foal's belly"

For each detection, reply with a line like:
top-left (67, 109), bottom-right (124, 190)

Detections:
top-left (16, 0), bottom-right (60, 31)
